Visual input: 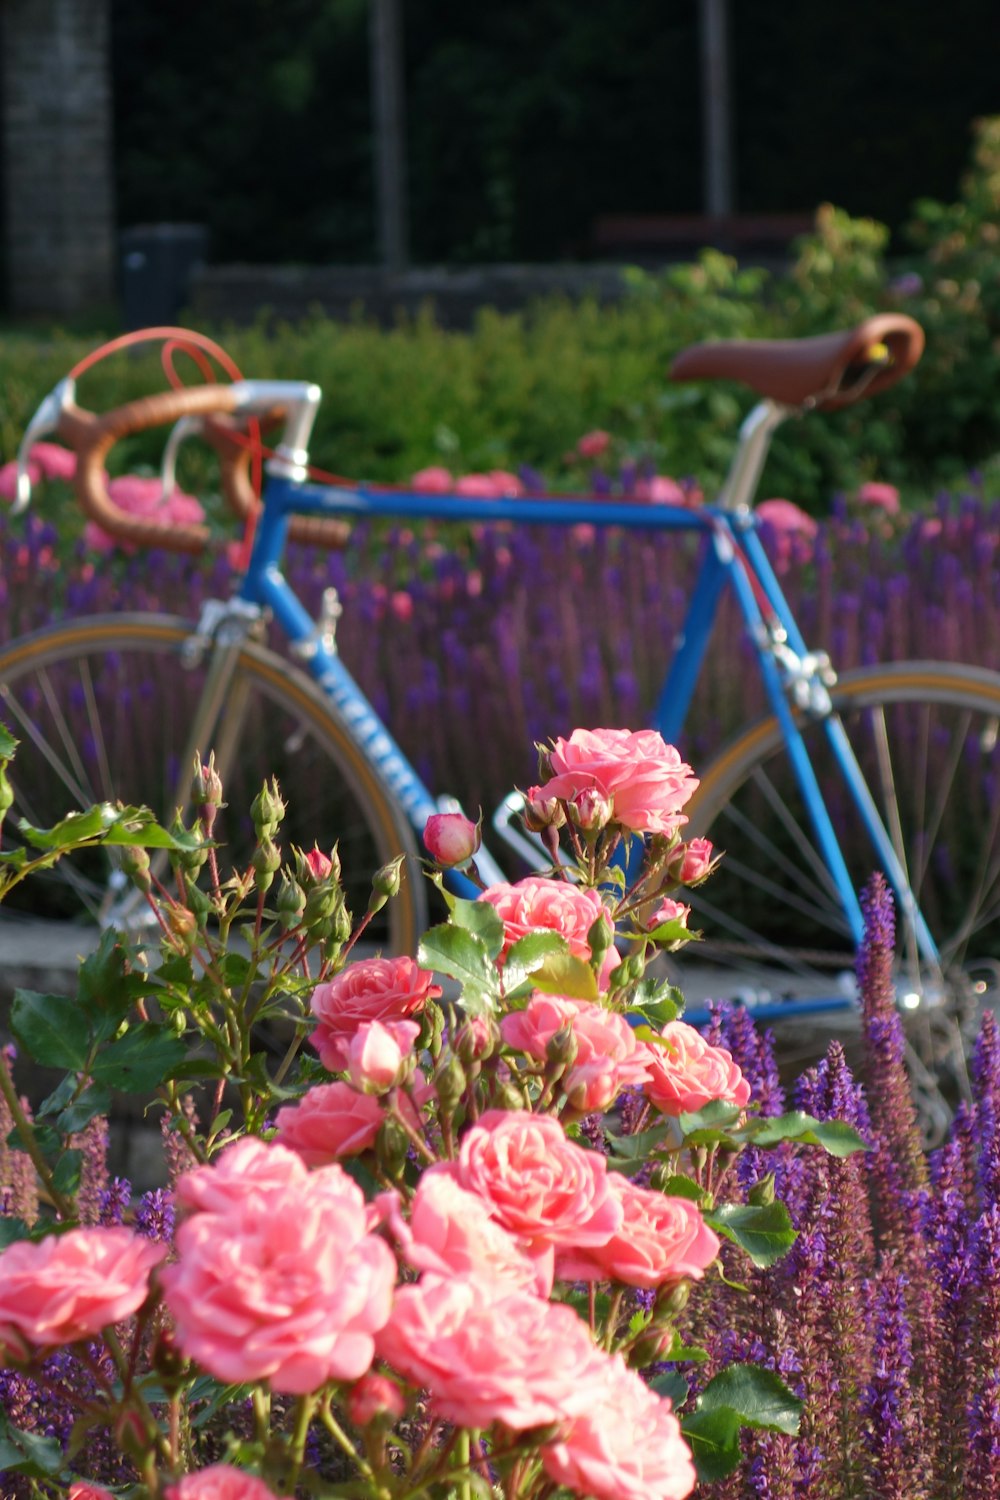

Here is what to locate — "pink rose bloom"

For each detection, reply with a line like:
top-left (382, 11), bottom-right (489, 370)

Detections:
top-left (647, 897), bottom-right (691, 931)
top-left (302, 845), bottom-right (334, 882)
top-left (455, 472), bottom-right (502, 497)
top-left (166, 1465), bottom-right (290, 1500)
top-left (500, 994), bottom-right (650, 1107)
top-left (542, 1352), bottom-right (696, 1500)
top-left (634, 475), bottom-right (687, 505)
top-left (487, 469), bottom-right (524, 496)
top-left (175, 1136), bottom-right (304, 1215)
top-left (643, 1021), bottom-right (751, 1116)
top-left (309, 957), bottom-right (441, 1073)
top-left (857, 480), bottom-right (901, 514)
top-left (377, 1274), bottom-right (601, 1431)
top-left (577, 429), bottom-right (612, 460)
top-left (378, 1174), bottom-right (553, 1296)
top-left (31, 441), bottom-right (77, 481)
top-left (411, 466), bottom-right (454, 492)
top-left (436, 1109), bottom-right (622, 1253)
top-left (162, 1143), bottom-right (397, 1394)
top-left (390, 589), bottom-right (413, 622)
top-left (274, 1080), bottom-right (387, 1162)
top-left (0, 1227), bottom-right (165, 1346)
top-left (69, 1486), bottom-right (115, 1500)
top-left (347, 1371), bottom-right (406, 1426)
top-left (542, 727), bottom-right (699, 836)
top-left (556, 1173), bottom-right (720, 1288)
top-left (478, 876), bottom-right (621, 988)
top-left (423, 811), bottom-right (480, 866)
top-left (755, 498), bottom-right (818, 537)
top-left (85, 475), bottom-right (206, 553)
top-left (345, 1018), bottom-right (420, 1093)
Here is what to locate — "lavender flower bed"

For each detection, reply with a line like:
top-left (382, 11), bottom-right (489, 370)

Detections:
top-left (2, 485), bottom-right (998, 818)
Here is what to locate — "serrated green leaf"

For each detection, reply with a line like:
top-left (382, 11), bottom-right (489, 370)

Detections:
top-left (76, 930), bottom-right (139, 1038)
top-left (529, 949), bottom-right (599, 1001)
top-left (56, 1085), bottom-right (114, 1135)
top-left (657, 1173), bottom-right (711, 1205)
top-left (0, 724), bottom-right (17, 760)
top-left (450, 898), bottom-right (505, 959)
top-left (417, 925), bottom-right (500, 1004)
top-left (502, 930), bottom-right (568, 990)
top-left (681, 1405), bottom-right (743, 1482)
top-left (660, 1332), bottom-right (708, 1363)
top-left (37, 1074), bottom-right (79, 1119)
top-left (741, 1111), bottom-right (868, 1157)
top-left (16, 803), bottom-right (197, 852)
top-left (705, 1201), bottom-right (797, 1268)
top-left (605, 1118), bottom-right (677, 1162)
top-left (696, 1363), bottom-right (803, 1435)
top-left (89, 1024), bottom-right (187, 1093)
top-left (6, 1121), bottom-right (60, 1156)
top-left (11, 989), bottom-right (90, 1071)
top-left (0, 1424), bottom-right (66, 1478)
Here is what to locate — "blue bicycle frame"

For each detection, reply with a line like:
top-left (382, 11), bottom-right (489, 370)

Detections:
top-left (234, 466), bottom-right (938, 1010)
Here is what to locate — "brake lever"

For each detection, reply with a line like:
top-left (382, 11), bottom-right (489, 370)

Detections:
top-left (13, 377), bottom-right (76, 514)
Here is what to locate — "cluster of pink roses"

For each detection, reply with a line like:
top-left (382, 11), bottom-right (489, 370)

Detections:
top-left (527, 726), bottom-right (700, 838)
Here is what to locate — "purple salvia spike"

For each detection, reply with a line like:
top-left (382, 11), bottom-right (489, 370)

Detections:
top-left (135, 1187), bottom-right (175, 1243)
top-left (97, 1176), bottom-right (132, 1227)
top-left (860, 1267), bottom-right (916, 1499)
top-left (72, 1114), bottom-right (110, 1226)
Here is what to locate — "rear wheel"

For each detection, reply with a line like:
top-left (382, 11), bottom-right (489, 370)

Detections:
top-left (681, 662), bottom-right (1000, 1137)
top-left (0, 614), bottom-right (427, 958)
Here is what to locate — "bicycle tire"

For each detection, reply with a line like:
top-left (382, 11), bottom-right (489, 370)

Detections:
top-left (0, 615), bottom-right (427, 957)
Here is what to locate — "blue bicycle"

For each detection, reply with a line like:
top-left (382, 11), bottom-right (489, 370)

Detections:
top-left (4, 314), bottom-right (999, 1123)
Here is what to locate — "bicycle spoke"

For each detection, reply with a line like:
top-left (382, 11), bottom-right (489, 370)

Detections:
top-left (1, 675), bottom-right (96, 811)
top-left (716, 765), bottom-right (845, 910)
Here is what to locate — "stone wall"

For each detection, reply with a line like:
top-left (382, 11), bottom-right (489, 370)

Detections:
top-left (1, 0), bottom-right (115, 314)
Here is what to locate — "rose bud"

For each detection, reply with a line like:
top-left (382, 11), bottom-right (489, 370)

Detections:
top-left (348, 1371), bottom-right (406, 1427)
top-left (522, 787), bottom-right (567, 832)
top-left (668, 837), bottom-right (716, 885)
top-left (423, 811), bottom-right (481, 867)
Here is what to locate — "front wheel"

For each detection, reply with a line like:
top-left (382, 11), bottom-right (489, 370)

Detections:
top-left (0, 615), bottom-right (427, 958)
top-left (680, 663), bottom-right (1000, 1130)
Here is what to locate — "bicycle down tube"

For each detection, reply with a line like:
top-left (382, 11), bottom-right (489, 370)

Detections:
top-left (237, 465), bottom-right (943, 981)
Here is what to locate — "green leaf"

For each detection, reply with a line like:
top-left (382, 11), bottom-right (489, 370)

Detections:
top-left (6, 1122), bottom-right (60, 1157)
top-left (10, 989), bottom-right (90, 1071)
top-left (741, 1110), bottom-right (868, 1156)
top-left (16, 803), bottom-right (197, 852)
top-left (649, 1370), bottom-right (690, 1407)
top-left (502, 930), bottom-right (568, 990)
top-left (450, 898), bottom-right (505, 959)
top-left (705, 1201), bottom-right (797, 1268)
top-left (89, 1024), bottom-right (188, 1093)
top-left (37, 1074), bottom-right (79, 1119)
top-left (417, 925), bottom-right (500, 1006)
top-left (696, 1363), bottom-right (803, 1435)
top-left (529, 949), bottom-right (599, 1001)
top-left (627, 976), bottom-right (683, 1029)
top-left (0, 1424), bottom-right (66, 1478)
top-left (659, 1332), bottom-right (708, 1363)
top-left (56, 1086), bottom-right (114, 1135)
top-left (681, 1405), bottom-right (743, 1482)
top-left (76, 929), bottom-right (138, 1036)
top-left (0, 724), bottom-right (17, 760)
top-left (51, 1149), bottom-right (83, 1196)
top-left (0, 1218), bottom-right (30, 1248)
top-left (604, 1118), bottom-right (677, 1163)
top-left (657, 1173), bottom-right (711, 1205)
top-left (678, 1100), bottom-right (746, 1134)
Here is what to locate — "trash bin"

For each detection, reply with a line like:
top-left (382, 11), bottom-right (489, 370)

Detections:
top-left (119, 223), bottom-right (208, 330)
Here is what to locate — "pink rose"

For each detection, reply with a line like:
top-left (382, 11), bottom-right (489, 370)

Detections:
top-left (456, 472), bottom-right (502, 497)
top-left (669, 837), bottom-right (716, 884)
top-left (377, 1274), bottom-right (601, 1431)
top-left (634, 475), bottom-right (687, 505)
top-left (755, 498), bottom-right (818, 537)
top-left (0, 458), bottom-right (40, 501)
top-left (378, 1174), bottom-right (553, 1296)
top-left (274, 1080), bottom-right (387, 1162)
top-left (487, 469), bottom-right (524, 496)
top-left (347, 1371), bottom-right (406, 1427)
top-left (175, 1136), bottom-right (303, 1215)
top-left (436, 1109), bottom-right (622, 1253)
top-left (646, 897), bottom-right (691, 933)
top-left (541, 1352), bottom-right (696, 1500)
top-left (500, 994), bottom-right (650, 1108)
top-left (302, 845), bottom-right (335, 882)
top-left (69, 1486), bottom-right (115, 1500)
top-left (309, 957), bottom-right (441, 1073)
top-left (345, 1019), bottom-right (420, 1093)
top-left (162, 1142), bottom-right (396, 1393)
top-left (31, 441), bottom-right (77, 481)
top-left (857, 480), bottom-right (901, 514)
top-left (642, 1021), bottom-right (751, 1116)
top-left (85, 475), bottom-right (206, 553)
top-left (166, 1465), bottom-right (290, 1500)
top-left (411, 466), bottom-right (454, 493)
top-left (423, 811), bottom-right (480, 866)
top-left (542, 728), bottom-right (699, 836)
top-left (478, 876), bottom-right (620, 987)
top-left (0, 1227), bottom-right (165, 1346)
top-left (555, 1174), bottom-right (720, 1288)
top-left (577, 429), bottom-right (611, 460)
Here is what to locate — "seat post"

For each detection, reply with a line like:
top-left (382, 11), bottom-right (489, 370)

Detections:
top-left (717, 398), bottom-right (791, 512)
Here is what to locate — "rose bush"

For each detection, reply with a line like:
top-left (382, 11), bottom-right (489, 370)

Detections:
top-left (0, 722), bottom-right (860, 1497)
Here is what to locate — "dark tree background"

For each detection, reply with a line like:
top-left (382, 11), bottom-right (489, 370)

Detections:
top-left (111, 0), bottom-right (999, 265)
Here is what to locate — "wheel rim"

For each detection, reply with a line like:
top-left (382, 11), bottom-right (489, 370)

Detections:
top-left (0, 617), bottom-right (426, 957)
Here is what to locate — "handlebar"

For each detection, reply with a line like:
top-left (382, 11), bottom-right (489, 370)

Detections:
top-left (21, 379), bottom-right (350, 556)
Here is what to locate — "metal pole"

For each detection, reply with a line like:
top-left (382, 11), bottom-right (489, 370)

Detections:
top-left (370, 0), bottom-right (409, 274)
top-left (698, 0), bottom-right (734, 218)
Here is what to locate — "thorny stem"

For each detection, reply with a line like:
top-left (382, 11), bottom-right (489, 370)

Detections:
top-left (390, 1098), bottom-right (438, 1164)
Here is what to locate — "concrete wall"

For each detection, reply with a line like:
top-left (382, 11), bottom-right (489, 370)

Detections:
top-left (1, 0), bottom-right (115, 315)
